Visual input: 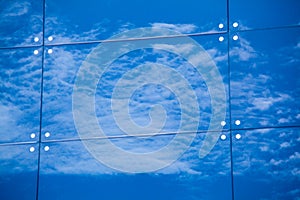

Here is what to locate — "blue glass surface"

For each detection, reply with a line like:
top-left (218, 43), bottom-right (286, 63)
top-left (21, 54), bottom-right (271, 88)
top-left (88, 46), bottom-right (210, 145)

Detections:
top-left (39, 132), bottom-right (231, 200)
top-left (0, 48), bottom-right (42, 144)
top-left (0, 143), bottom-right (38, 200)
top-left (42, 44), bottom-right (95, 140)
top-left (230, 0), bottom-right (300, 31)
top-left (232, 128), bottom-right (300, 199)
top-left (45, 0), bottom-right (227, 44)
top-left (230, 27), bottom-right (300, 129)
top-left (42, 34), bottom-right (229, 141)
top-left (0, 0), bottom-right (299, 199)
top-left (0, 0), bottom-right (43, 48)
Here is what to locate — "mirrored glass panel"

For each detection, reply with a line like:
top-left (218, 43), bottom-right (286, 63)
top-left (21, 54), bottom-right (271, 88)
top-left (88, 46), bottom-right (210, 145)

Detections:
top-left (42, 34), bottom-right (229, 140)
top-left (0, 48), bottom-right (42, 144)
top-left (39, 132), bottom-right (231, 199)
top-left (230, 0), bottom-right (300, 31)
top-left (45, 0), bottom-right (227, 44)
top-left (230, 27), bottom-right (300, 129)
top-left (42, 44), bottom-right (95, 141)
top-left (0, 0), bottom-right (43, 48)
top-left (0, 143), bottom-right (38, 200)
top-left (232, 128), bottom-right (300, 199)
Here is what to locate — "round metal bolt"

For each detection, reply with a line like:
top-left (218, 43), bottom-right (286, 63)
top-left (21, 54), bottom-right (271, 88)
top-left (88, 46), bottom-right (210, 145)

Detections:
top-left (220, 134), bottom-right (227, 140)
top-left (233, 22), bottom-right (239, 28)
top-left (219, 36), bottom-right (225, 42)
top-left (221, 121), bottom-right (226, 126)
top-left (30, 133), bottom-right (36, 139)
top-left (48, 36), bottom-right (53, 41)
top-left (29, 147), bottom-right (35, 152)
top-left (45, 132), bottom-right (51, 138)
top-left (235, 120), bottom-right (241, 126)
top-left (235, 133), bottom-right (242, 140)
top-left (44, 146), bottom-right (50, 151)
top-left (34, 37), bottom-right (39, 42)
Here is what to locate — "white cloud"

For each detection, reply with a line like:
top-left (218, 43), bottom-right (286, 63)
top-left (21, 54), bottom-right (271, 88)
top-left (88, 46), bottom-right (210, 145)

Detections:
top-left (251, 97), bottom-right (274, 111)
top-left (259, 145), bottom-right (269, 152)
top-left (289, 152), bottom-right (300, 160)
top-left (0, 144), bottom-right (38, 174)
top-left (280, 141), bottom-right (290, 148)
top-left (231, 63), bottom-right (297, 125)
top-left (278, 118), bottom-right (289, 124)
top-left (1, 2), bottom-right (30, 17)
top-left (296, 42), bottom-right (300, 49)
top-left (150, 23), bottom-right (197, 34)
top-left (250, 93), bottom-right (291, 111)
top-left (238, 23), bottom-right (251, 30)
top-left (152, 43), bottom-right (195, 55)
top-left (230, 37), bottom-right (257, 62)
top-left (0, 105), bottom-right (22, 141)
top-left (279, 132), bottom-right (286, 137)
top-left (45, 17), bottom-right (107, 44)
top-left (291, 168), bottom-right (300, 176)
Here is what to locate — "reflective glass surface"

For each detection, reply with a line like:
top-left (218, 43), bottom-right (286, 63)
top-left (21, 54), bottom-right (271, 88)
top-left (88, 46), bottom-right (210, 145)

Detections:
top-left (0, 48), bottom-right (42, 144)
top-left (42, 44), bottom-right (96, 140)
top-left (45, 0), bottom-right (227, 44)
top-left (0, 0), bottom-right (43, 48)
top-left (232, 128), bottom-right (300, 199)
top-left (230, 0), bottom-right (300, 31)
top-left (39, 132), bottom-right (231, 199)
top-left (230, 27), bottom-right (300, 129)
top-left (42, 34), bottom-right (229, 141)
top-left (0, 0), bottom-right (300, 199)
top-left (0, 143), bottom-right (38, 200)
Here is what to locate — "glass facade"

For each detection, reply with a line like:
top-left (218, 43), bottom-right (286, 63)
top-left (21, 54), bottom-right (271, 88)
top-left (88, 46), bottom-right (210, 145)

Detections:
top-left (0, 0), bottom-right (299, 199)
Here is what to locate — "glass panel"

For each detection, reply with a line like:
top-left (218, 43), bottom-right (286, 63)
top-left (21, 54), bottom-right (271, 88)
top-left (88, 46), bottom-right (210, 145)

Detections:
top-left (42, 44), bottom-right (96, 140)
top-left (0, 0), bottom-right (43, 48)
top-left (232, 128), bottom-right (300, 199)
top-left (230, 27), bottom-right (300, 129)
top-left (45, 0), bottom-right (227, 44)
top-left (39, 132), bottom-right (231, 199)
top-left (42, 34), bottom-right (229, 140)
top-left (230, 0), bottom-right (300, 30)
top-left (0, 143), bottom-right (39, 200)
top-left (0, 48), bottom-right (42, 144)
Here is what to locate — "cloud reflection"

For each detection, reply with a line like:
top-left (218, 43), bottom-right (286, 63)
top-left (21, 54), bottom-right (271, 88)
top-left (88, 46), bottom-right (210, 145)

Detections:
top-left (0, 48), bottom-right (41, 143)
top-left (233, 127), bottom-right (300, 199)
top-left (230, 28), bottom-right (300, 128)
top-left (0, 0), bottom-right (43, 47)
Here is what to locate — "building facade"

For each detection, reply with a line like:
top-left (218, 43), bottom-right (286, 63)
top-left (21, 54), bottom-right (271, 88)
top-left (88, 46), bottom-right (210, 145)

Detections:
top-left (0, 0), bottom-right (300, 199)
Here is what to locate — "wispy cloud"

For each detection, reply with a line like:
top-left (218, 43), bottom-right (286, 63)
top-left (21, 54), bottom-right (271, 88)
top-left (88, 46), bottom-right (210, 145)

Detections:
top-left (0, 144), bottom-right (38, 173)
top-left (230, 33), bottom-right (300, 128)
top-left (150, 23), bottom-right (198, 34)
top-left (38, 131), bottom-right (229, 178)
top-left (250, 93), bottom-right (291, 111)
top-left (0, 48), bottom-right (41, 143)
top-left (1, 2), bottom-right (30, 17)
top-left (45, 17), bottom-right (107, 44)
top-left (233, 128), bottom-right (300, 188)
top-left (230, 37), bottom-right (258, 62)
top-left (0, 1), bottom-right (43, 47)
